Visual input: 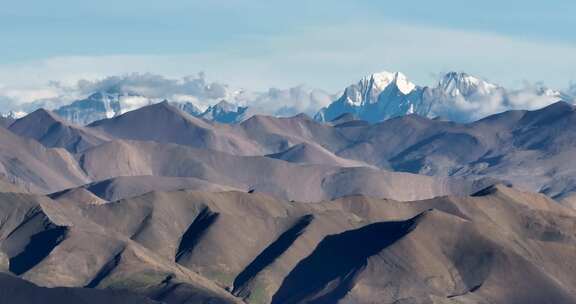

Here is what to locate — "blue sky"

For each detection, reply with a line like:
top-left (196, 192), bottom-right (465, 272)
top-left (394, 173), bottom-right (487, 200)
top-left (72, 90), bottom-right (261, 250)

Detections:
top-left (1, 0), bottom-right (575, 95)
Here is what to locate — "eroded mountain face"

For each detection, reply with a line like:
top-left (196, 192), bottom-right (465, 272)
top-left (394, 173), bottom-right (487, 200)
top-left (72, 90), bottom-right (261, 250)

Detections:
top-left (1, 100), bottom-right (576, 303)
top-left (5, 100), bottom-right (576, 201)
top-left (1, 186), bottom-right (576, 304)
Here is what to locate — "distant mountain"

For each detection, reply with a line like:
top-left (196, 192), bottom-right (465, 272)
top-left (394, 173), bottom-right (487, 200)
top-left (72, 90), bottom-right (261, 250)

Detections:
top-left (0, 110), bottom-right (27, 121)
top-left (0, 126), bottom-right (89, 192)
top-left (51, 87), bottom-right (330, 125)
top-left (198, 100), bottom-right (252, 123)
top-left (316, 71), bottom-right (566, 123)
top-left (77, 139), bottom-right (463, 202)
top-left (53, 90), bottom-right (210, 126)
top-left (172, 100), bottom-right (202, 116)
top-left (423, 72), bottom-right (568, 121)
top-left (265, 142), bottom-right (373, 168)
top-left (86, 101), bottom-right (347, 156)
top-left (55, 92), bottom-right (123, 125)
top-left (8, 108), bottom-right (108, 153)
top-left (315, 71), bottom-right (427, 123)
top-left (40, 73), bottom-right (332, 126)
top-left (422, 72), bottom-right (503, 122)
top-left (3, 71), bottom-right (572, 127)
top-left (8, 99), bottom-right (576, 200)
top-left (436, 71), bottom-right (500, 97)
top-left (0, 115), bottom-right (13, 128)
top-left (87, 101), bottom-right (264, 156)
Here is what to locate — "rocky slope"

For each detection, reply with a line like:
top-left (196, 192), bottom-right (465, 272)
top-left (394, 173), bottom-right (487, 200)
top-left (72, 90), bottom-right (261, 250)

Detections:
top-left (1, 186), bottom-right (576, 303)
top-left (5, 101), bottom-right (576, 201)
top-left (1, 99), bottom-right (576, 303)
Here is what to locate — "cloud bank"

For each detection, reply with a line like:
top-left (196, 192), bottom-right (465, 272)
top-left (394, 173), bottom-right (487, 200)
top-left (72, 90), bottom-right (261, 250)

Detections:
top-left (3, 71), bottom-right (571, 124)
top-left (429, 82), bottom-right (570, 122)
top-left (0, 73), bottom-right (335, 118)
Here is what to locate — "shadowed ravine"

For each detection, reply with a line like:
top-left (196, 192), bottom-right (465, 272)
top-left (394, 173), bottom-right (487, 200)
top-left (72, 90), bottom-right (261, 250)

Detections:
top-left (175, 206), bottom-right (220, 263)
top-left (9, 226), bottom-right (68, 275)
top-left (85, 249), bottom-right (125, 288)
top-left (271, 214), bottom-right (423, 304)
top-left (233, 214), bottom-right (314, 298)
top-left (1, 207), bottom-right (69, 276)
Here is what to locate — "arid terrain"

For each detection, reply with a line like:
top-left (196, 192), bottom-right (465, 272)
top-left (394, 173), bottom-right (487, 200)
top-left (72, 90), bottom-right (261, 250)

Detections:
top-left (1, 101), bottom-right (576, 303)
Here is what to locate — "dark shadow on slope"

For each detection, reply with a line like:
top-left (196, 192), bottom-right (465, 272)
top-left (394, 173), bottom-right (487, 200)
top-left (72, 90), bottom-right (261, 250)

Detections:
top-left (271, 214), bottom-right (423, 304)
top-left (0, 273), bottom-right (158, 304)
top-left (517, 101), bottom-right (574, 129)
top-left (150, 282), bottom-right (236, 304)
top-left (86, 178), bottom-right (115, 200)
top-left (471, 183), bottom-right (511, 197)
top-left (390, 132), bottom-right (482, 174)
top-left (447, 283), bottom-right (483, 298)
top-left (85, 249), bottom-right (124, 288)
top-left (390, 133), bottom-right (446, 162)
top-left (129, 212), bottom-right (153, 240)
top-left (232, 214), bottom-right (314, 298)
top-left (9, 226), bottom-right (68, 275)
top-left (175, 207), bottom-right (219, 263)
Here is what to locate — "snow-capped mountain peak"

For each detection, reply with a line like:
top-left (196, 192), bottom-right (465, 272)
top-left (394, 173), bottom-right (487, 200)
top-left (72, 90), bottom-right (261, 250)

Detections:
top-left (342, 71), bottom-right (417, 107)
top-left (391, 72), bottom-right (416, 95)
top-left (198, 100), bottom-right (250, 123)
top-left (212, 100), bottom-right (238, 112)
top-left (438, 72), bottom-right (499, 97)
top-left (316, 70), bottom-right (572, 124)
top-left (3, 110), bottom-right (28, 120)
top-left (365, 71), bottom-right (394, 91)
top-left (536, 86), bottom-right (562, 97)
top-left (54, 91), bottom-right (123, 125)
top-left (89, 92), bottom-right (122, 118)
top-left (364, 71), bottom-right (416, 94)
top-left (7, 71), bottom-right (570, 127)
top-left (315, 71), bottom-right (422, 122)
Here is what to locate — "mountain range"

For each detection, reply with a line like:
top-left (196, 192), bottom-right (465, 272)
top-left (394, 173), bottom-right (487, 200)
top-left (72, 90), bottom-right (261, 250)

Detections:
top-left (1, 182), bottom-right (576, 303)
top-left (1, 83), bottom-right (576, 302)
top-left (315, 71), bottom-right (569, 123)
top-left (3, 71), bottom-right (573, 126)
top-left (3, 100), bottom-right (576, 201)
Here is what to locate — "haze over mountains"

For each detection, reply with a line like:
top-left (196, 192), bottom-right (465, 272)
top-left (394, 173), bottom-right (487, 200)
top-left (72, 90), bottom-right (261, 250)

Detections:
top-left (3, 71), bottom-right (574, 126)
top-left (2, 76), bottom-right (576, 303)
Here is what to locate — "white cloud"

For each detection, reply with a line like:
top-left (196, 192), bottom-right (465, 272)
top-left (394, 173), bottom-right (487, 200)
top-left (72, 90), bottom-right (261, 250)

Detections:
top-left (72, 73), bottom-right (228, 99)
top-left (0, 72), bottom-right (335, 118)
top-left (507, 86), bottom-right (562, 110)
top-left (247, 86), bottom-right (335, 117)
top-left (429, 82), bottom-right (568, 122)
top-left (117, 96), bottom-right (152, 114)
